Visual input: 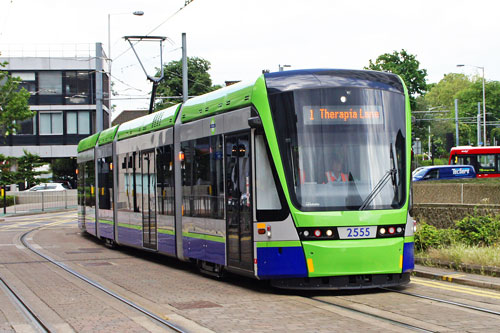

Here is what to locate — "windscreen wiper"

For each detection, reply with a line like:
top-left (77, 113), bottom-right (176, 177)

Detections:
top-left (359, 144), bottom-right (398, 211)
top-left (359, 168), bottom-right (397, 210)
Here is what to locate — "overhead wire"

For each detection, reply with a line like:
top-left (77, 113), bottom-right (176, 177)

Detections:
top-left (112, 0), bottom-right (195, 62)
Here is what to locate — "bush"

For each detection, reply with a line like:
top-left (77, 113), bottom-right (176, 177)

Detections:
top-left (0, 195), bottom-right (15, 208)
top-left (415, 222), bottom-right (441, 251)
top-left (455, 214), bottom-right (500, 247)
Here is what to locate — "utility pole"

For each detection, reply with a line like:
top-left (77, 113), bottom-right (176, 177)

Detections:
top-left (96, 42), bottom-right (104, 132)
top-left (477, 102), bottom-right (481, 146)
top-left (454, 99), bottom-right (459, 146)
top-left (182, 33), bottom-right (188, 103)
top-left (428, 125), bottom-right (431, 160)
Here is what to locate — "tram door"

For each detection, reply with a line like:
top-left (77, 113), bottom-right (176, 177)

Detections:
top-left (142, 150), bottom-right (157, 250)
top-left (226, 133), bottom-right (253, 271)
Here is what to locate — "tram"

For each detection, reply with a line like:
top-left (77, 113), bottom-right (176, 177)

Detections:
top-left (77, 69), bottom-right (415, 289)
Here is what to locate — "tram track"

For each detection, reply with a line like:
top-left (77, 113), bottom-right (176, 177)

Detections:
top-left (302, 281), bottom-right (500, 332)
top-left (382, 287), bottom-right (500, 316)
top-left (0, 276), bottom-right (51, 333)
top-left (19, 227), bottom-right (188, 333)
top-left (305, 296), bottom-right (435, 332)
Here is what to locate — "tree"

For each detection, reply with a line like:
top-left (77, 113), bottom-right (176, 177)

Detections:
top-left (16, 150), bottom-right (49, 188)
top-left (0, 60), bottom-right (33, 136)
top-left (365, 49), bottom-right (428, 110)
top-left (424, 73), bottom-right (472, 111)
top-left (455, 80), bottom-right (500, 144)
top-left (155, 57), bottom-right (221, 110)
top-left (0, 154), bottom-right (16, 187)
top-left (51, 157), bottom-right (77, 188)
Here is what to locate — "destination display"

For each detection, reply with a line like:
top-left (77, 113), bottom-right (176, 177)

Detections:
top-left (303, 105), bottom-right (384, 125)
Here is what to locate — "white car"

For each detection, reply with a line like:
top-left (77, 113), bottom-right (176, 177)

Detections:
top-left (26, 183), bottom-right (68, 192)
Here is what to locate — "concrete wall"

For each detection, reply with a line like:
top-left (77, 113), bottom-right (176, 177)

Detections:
top-left (413, 183), bottom-right (500, 228)
top-left (413, 183), bottom-right (500, 205)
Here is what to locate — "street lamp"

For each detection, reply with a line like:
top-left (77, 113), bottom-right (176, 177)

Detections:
top-left (108, 11), bottom-right (144, 64)
top-left (457, 64), bottom-right (486, 146)
top-left (279, 64), bottom-right (291, 72)
top-left (107, 11), bottom-right (144, 122)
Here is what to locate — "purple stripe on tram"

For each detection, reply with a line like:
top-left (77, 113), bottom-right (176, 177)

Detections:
top-left (117, 226), bottom-right (142, 248)
top-left (158, 233), bottom-right (176, 256)
top-left (183, 236), bottom-right (225, 265)
top-left (98, 222), bottom-right (114, 239)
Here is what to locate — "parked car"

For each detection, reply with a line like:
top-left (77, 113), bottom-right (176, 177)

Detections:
top-left (412, 165), bottom-right (476, 182)
top-left (25, 183), bottom-right (68, 192)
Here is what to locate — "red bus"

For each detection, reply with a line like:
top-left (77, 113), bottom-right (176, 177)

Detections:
top-left (448, 146), bottom-right (500, 178)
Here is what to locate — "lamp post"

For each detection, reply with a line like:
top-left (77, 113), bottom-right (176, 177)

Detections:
top-left (107, 11), bottom-right (144, 123)
top-left (457, 64), bottom-right (486, 146)
top-left (279, 64), bottom-right (291, 72)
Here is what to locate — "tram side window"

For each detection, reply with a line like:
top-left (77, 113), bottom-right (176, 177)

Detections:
top-left (156, 145), bottom-right (174, 216)
top-left (255, 135), bottom-right (281, 210)
top-left (255, 135), bottom-right (288, 221)
top-left (116, 153), bottom-right (132, 211)
top-left (134, 152), bottom-right (142, 213)
top-left (98, 157), bottom-right (113, 209)
top-left (84, 160), bottom-right (96, 208)
top-left (181, 135), bottom-right (224, 219)
top-left (77, 163), bottom-right (84, 206)
top-left (478, 154), bottom-right (496, 172)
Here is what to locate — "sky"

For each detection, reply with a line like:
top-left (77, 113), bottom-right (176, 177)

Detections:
top-left (1, 0), bottom-right (499, 117)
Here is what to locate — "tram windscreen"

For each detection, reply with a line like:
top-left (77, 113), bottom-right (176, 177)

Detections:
top-left (268, 87), bottom-right (406, 211)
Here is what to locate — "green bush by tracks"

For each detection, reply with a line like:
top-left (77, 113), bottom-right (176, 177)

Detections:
top-left (455, 214), bottom-right (500, 246)
top-left (0, 195), bottom-right (15, 208)
top-left (415, 211), bottom-right (500, 270)
top-left (416, 213), bottom-right (500, 250)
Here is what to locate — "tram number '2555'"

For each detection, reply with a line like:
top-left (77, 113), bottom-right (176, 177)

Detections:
top-left (338, 226), bottom-right (377, 239)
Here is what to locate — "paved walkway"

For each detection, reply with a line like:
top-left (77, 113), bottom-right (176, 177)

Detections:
top-left (414, 264), bottom-right (500, 291)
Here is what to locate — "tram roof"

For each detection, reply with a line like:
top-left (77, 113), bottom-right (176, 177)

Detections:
top-left (115, 103), bottom-right (181, 141)
top-left (77, 69), bottom-right (405, 152)
top-left (77, 132), bottom-right (100, 153)
top-left (179, 80), bottom-right (255, 123)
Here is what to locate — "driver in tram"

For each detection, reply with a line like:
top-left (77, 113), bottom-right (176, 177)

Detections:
top-left (326, 157), bottom-right (349, 183)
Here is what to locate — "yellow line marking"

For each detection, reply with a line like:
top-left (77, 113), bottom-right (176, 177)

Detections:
top-left (441, 274), bottom-right (465, 282)
top-left (412, 278), bottom-right (500, 299)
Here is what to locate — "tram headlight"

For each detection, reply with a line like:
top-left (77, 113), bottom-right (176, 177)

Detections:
top-left (326, 229), bottom-right (333, 237)
top-left (379, 227), bottom-right (386, 235)
top-left (314, 229), bottom-right (322, 237)
top-left (303, 230), bottom-right (310, 237)
top-left (388, 227), bottom-right (395, 234)
top-left (396, 227), bottom-right (403, 233)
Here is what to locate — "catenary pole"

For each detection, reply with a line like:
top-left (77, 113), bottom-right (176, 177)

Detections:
top-left (96, 42), bottom-right (104, 132)
top-left (182, 33), bottom-right (188, 103)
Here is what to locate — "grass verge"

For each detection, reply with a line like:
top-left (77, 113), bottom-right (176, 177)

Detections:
top-left (416, 244), bottom-right (500, 275)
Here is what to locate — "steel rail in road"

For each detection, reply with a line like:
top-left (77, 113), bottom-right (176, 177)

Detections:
top-left (0, 276), bottom-right (51, 333)
top-left (20, 227), bottom-right (187, 333)
top-left (382, 287), bottom-right (500, 316)
top-left (308, 297), bottom-right (434, 332)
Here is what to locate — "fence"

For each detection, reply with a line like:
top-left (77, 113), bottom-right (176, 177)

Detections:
top-left (1, 190), bottom-right (77, 216)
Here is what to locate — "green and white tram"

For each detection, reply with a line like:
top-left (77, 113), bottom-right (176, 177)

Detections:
top-left (77, 69), bottom-right (414, 289)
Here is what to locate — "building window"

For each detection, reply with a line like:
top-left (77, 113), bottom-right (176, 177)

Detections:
top-left (40, 112), bottom-right (63, 135)
top-left (39, 71), bottom-right (63, 105)
top-left (15, 117), bottom-right (36, 135)
top-left (39, 72), bottom-right (62, 95)
top-left (11, 72), bottom-right (36, 94)
top-left (67, 111), bottom-right (90, 135)
top-left (65, 71), bottom-right (90, 104)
